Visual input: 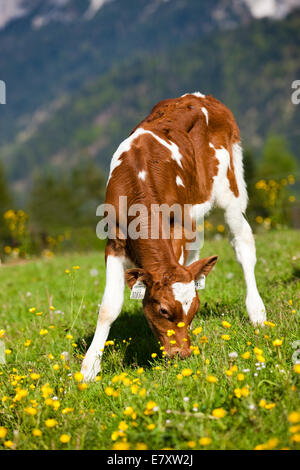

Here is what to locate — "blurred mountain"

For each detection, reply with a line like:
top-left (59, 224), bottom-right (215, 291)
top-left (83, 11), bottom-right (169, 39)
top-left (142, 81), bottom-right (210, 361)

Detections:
top-left (2, 8), bottom-right (299, 193)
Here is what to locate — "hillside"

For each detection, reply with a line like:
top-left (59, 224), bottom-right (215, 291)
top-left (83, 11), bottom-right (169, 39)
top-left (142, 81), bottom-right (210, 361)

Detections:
top-left (3, 9), bottom-right (300, 191)
top-left (0, 0), bottom-right (255, 145)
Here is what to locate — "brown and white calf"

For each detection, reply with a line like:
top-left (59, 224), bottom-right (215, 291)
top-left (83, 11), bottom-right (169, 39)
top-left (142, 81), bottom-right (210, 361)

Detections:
top-left (81, 92), bottom-right (266, 381)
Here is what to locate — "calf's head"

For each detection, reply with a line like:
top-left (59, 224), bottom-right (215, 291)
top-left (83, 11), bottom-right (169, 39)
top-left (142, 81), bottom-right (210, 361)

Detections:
top-left (125, 255), bottom-right (218, 358)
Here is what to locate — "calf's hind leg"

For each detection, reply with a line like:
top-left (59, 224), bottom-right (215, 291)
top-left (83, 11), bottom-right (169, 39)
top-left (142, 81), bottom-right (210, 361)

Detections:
top-left (225, 206), bottom-right (266, 326)
top-left (81, 254), bottom-right (125, 381)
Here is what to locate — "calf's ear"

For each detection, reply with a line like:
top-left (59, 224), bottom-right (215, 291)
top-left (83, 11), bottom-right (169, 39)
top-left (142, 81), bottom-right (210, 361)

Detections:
top-left (188, 255), bottom-right (218, 280)
top-left (125, 268), bottom-right (152, 290)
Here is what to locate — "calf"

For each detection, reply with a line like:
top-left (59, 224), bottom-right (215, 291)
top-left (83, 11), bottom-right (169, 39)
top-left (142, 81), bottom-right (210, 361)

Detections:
top-left (81, 92), bottom-right (266, 381)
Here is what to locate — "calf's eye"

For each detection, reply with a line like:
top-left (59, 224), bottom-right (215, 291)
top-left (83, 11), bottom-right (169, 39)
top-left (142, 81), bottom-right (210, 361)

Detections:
top-left (159, 307), bottom-right (169, 318)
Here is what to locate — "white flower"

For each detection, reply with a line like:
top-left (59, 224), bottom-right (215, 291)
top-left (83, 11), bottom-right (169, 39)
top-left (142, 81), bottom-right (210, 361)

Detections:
top-left (229, 352), bottom-right (238, 359)
top-left (183, 397), bottom-right (189, 402)
top-left (90, 268), bottom-right (99, 277)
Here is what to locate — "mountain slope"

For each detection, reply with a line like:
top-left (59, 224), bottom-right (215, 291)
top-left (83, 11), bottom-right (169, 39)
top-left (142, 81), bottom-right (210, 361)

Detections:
top-left (3, 9), bottom-right (300, 191)
top-left (0, 0), bottom-right (254, 144)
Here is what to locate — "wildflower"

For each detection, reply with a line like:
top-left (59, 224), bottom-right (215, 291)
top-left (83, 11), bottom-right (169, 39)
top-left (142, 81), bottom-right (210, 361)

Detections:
top-left (167, 329), bottom-right (175, 337)
top-left (32, 429), bottom-right (42, 437)
top-left (24, 340), bottom-right (32, 347)
top-left (53, 364), bottom-right (60, 371)
top-left (289, 425), bottom-right (300, 433)
top-left (137, 367), bottom-right (144, 374)
top-left (73, 266), bottom-right (80, 270)
top-left (0, 427), bottom-right (8, 438)
top-left (41, 384), bottom-right (53, 398)
top-left (192, 327), bottom-right (202, 335)
top-left (29, 307), bottom-right (36, 313)
top-left (77, 383), bottom-right (88, 391)
top-left (199, 437), bottom-right (212, 446)
top-left (105, 387), bottom-right (114, 396)
top-left (60, 434), bottom-right (71, 443)
top-left (45, 419), bottom-right (57, 428)
top-left (291, 434), bottom-right (300, 443)
top-left (151, 353), bottom-right (157, 358)
top-left (228, 352), bottom-right (238, 359)
top-left (118, 421), bottom-right (128, 431)
top-left (288, 412), bottom-right (300, 424)
top-left (182, 368), bottom-right (193, 377)
top-left (73, 372), bottom-right (83, 382)
top-left (66, 334), bottom-right (73, 340)
top-left (124, 407), bottom-right (134, 416)
top-left (135, 443), bottom-right (148, 450)
top-left (242, 351), bottom-right (250, 359)
top-left (273, 339), bottom-right (283, 347)
top-left (4, 441), bottom-right (14, 448)
top-left (293, 364), bottom-right (300, 374)
top-left (177, 322), bottom-right (185, 328)
top-left (237, 373), bottom-right (245, 381)
top-left (65, 269), bottom-right (70, 274)
top-left (221, 334), bottom-right (230, 341)
top-left (200, 335), bottom-right (208, 343)
top-left (265, 403), bottom-right (276, 410)
top-left (146, 424), bottom-right (155, 430)
top-left (5, 349), bottom-right (12, 355)
top-left (206, 375), bottom-right (218, 383)
top-left (212, 408), bottom-right (226, 418)
top-left (222, 321), bottom-right (231, 329)
top-left (146, 401), bottom-right (157, 411)
top-left (113, 442), bottom-right (130, 450)
top-left (25, 407), bottom-right (38, 416)
top-left (187, 441), bottom-right (196, 448)
top-left (39, 329), bottom-right (48, 336)
top-left (0, 329), bottom-right (5, 338)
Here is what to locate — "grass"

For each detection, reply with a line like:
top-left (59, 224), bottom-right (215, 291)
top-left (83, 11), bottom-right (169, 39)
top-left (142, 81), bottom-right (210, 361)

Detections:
top-left (0, 229), bottom-right (299, 450)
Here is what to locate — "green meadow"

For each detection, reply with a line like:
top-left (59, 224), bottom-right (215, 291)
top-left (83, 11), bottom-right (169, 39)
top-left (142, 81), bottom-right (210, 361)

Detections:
top-left (0, 229), bottom-right (299, 450)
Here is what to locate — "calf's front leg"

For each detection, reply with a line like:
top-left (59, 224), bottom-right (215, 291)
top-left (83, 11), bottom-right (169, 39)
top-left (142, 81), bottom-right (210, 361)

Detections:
top-left (81, 255), bottom-right (125, 381)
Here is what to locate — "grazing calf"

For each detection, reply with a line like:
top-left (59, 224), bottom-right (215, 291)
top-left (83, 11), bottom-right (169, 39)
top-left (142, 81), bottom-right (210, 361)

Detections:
top-left (81, 92), bottom-right (266, 381)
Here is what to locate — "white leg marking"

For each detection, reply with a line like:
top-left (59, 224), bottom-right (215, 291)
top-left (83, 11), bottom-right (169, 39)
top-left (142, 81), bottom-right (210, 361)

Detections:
top-left (81, 255), bottom-right (125, 381)
top-left (225, 208), bottom-right (266, 326)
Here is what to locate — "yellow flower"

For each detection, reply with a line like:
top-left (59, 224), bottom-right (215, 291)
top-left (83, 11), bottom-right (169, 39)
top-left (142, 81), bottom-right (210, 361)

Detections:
top-left (0, 426), bottom-right (8, 438)
top-left (24, 339), bottom-right (32, 347)
top-left (206, 375), bottom-right (218, 383)
top-left (39, 329), bottom-right (48, 336)
top-left (256, 355), bottom-right (265, 363)
top-left (187, 441), bottom-right (196, 448)
top-left (289, 425), bottom-right (300, 433)
top-left (259, 399), bottom-right (267, 408)
top-left (241, 351), bottom-right (250, 359)
top-left (253, 347), bottom-right (263, 355)
top-left (77, 383), bottom-right (88, 391)
top-left (65, 269), bottom-right (70, 274)
top-left (200, 335), bottom-right (208, 343)
top-left (291, 434), bottom-right (300, 443)
top-left (237, 373), bottom-right (245, 381)
top-left (4, 440), bottom-right (14, 448)
top-left (177, 322), bottom-right (185, 328)
top-left (293, 364), bottom-right (300, 374)
top-left (0, 329), bottom-right (5, 338)
top-left (135, 442), bottom-right (148, 450)
top-left (192, 327), bottom-right (202, 335)
top-left (222, 321), bottom-right (231, 328)
top-left (72, 266), bottom-right (80, 270)
top-left (221, 334), bottom-right (230, 341)
top-left (167, 329), bottom-right (175, 337)
top-left (288, 412), bottom-right (300, 424)
top-left (29, 307), bottom-right (36, 313)
top-left (124, 406), bottom-right (134, 416)
top-left (45, 419), bottom-right (57, 428)
top-left (212, 408), bottom-right (226, 418)
top-left (32, 429), bottom-right (42, 437)
top-left (199, 437), bottom-right (212, 446)
top-left (225, 369), bottom-right (233, 377)
top-left (118, 421), bottom-right (128, 431)
top-left (53, 364), bottom-right (60, 371)
top-left (24, 407), bottom-right (38, 416)
top-left (151, 353), bottom-right (157, 358)
top-left (113, 442), bottom-right (130, 450)
top-left (105, 387), bottom-right (114, 396)
top-left (73, 372), bottom-right (83, 382)
top-left (273, 338), bottom-right (283, 347)
top-left (66, 334), bottom-right (73, 340)
top-left (146, 401), bottom-right (157, 411)
top-left (137, 367), bottom-right (144, 374)
top-left (265, 403), bottom-right (276, 410)
top-left (60, 434), bottom-right (71, 443)
top-left (182, 368), bottom-right (193, 377)
top-left (146, 424), bottom-right (156, 430)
